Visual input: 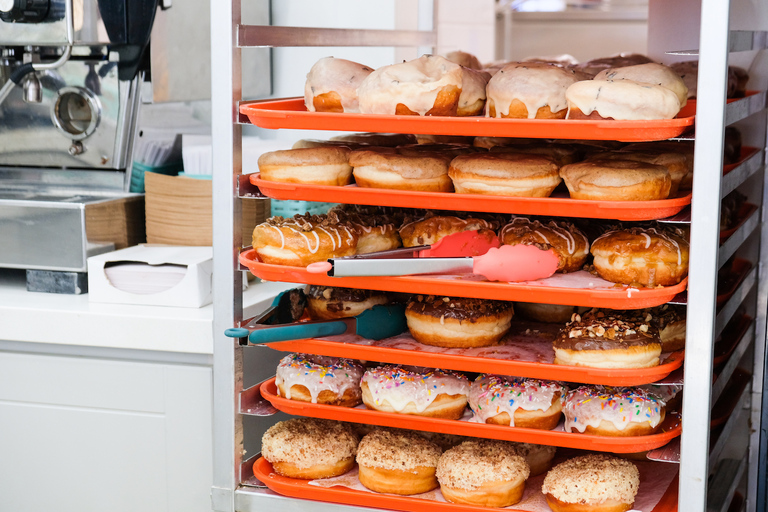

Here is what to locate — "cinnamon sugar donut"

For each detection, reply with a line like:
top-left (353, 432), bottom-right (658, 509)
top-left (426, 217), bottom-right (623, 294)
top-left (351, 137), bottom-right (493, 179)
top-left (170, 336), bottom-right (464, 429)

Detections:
top-left (437, 439), bottom-right (530, 508)
top-left (275, 353), bottom-right (364, 407)
top-left (252, 214), bottom-right (358, 266)
top-left (563, 385), bottom-right (666, 436)
top-left (306, 285), bottom-right (390, 320)
top-left (361, 365), bottom-right (470, 419)
top-left (554, 310), bottom-right (662, 369)
top-left (398, 213), bottom-right (500, 247)
top-left (469, 374), bottom-right (565, 430)
top-left (349, 148), bottom-right (453, 192)
top-left (594, 63), bottom-right (689, 107)
top-left (500, 218), bottom-right (589, 273)
top-left (358, 55), bottom-right (463, 116)
top-left (261, 418), bottom-right (359, 479)
top-left (560, 159), bottom-right (672, 201)
top-left (566, 79), bottom-right (681, 120)
top-left (590, 226), bottom-right (689, 286)
top-left (258, 146), bottom-right (353, 186)
top-left (405, 295), bottom-right (514, 348)
top-left (542, 454), bottom-right (640, 512)
top-left (304, 57), bottom-right (373, 113)
top-left (448, 152), bottom-right (562, 197)
top-left (486, 62), bottom-right (581, 119)
top-left (356, 429), bottom-right (441, 495)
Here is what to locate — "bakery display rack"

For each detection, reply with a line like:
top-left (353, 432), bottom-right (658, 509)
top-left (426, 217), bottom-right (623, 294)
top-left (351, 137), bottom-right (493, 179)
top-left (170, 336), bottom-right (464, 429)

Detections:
top-left (211, 2), bottom-right (768, 512)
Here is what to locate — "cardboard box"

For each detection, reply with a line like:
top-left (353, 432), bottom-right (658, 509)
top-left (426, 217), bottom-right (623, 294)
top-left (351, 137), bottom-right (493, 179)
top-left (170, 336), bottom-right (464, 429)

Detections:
top-left (87, 244), bottom-right (213, 308)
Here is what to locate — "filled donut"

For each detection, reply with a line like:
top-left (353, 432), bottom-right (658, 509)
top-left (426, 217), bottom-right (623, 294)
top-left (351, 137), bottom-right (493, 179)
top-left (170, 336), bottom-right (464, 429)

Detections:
top-left (554, 310), bottom-right (662, 369)
top-left (563, 385), bottom-right (666, 436)
top-left (405, 295), bottom-right (514, 348)
top-left (437, 439), bottom-right (530, 507)
top-left (448, 152), bottom-right (562, 197)
top-left (361, 365), bottom-right (470, 419)
top-left (486, 62), bottom-right (581, 119)
top-left (356, 429), bottom-right (441, 495)
top-left (257, 146), bottom-right (353, 186)
top-left (559, 159), bottom-right (672, 201)
top-left (275, 353), bottom-right (364, 407)
top-left (260, 418), bottom-right (359, 479)
top-left (304, 57), bottom-right (373, 113)
top-left (542, 454), bottom-right (640, 512)
top-left (469, 374), bottom-right (565, 430)
top-left (326, 205), bottom-right (402, 254)
top-left (306, 285), bottom-right (390, 320)
top-left (500, 217), bottom-right (589, 273)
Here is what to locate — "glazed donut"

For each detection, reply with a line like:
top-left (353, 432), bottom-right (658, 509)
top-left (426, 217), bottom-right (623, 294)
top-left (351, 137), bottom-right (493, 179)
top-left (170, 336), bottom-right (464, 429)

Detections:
top-left (275, 353), bottom-right (364, 407)
top-left (304, 57), bottom-right (373, 113)
top-left (458, 67), bottom-right (491, 116)
top-left (349, 148), bottom-right (454, 192)
top-left (398, 214), bottom-right (500, 247)
top-left (469, 374), bottom-right (565, 430)
top-left (405, 295), bottom-right (514, 348)
top-left (330, 132), bottom-right (417, 147)
top-left (306, 285), bottom-right (390, 320)
top-left (511, 442), bottom-right (557, 477)
top-left (252, 214), bottom-right (358, 266)
top-left (566, 79), bottom-right (681, 120)
top-left (361, 365), bottom-right (470, 419)
top-left (554, 310), bottom-right (662, 369)
top-left (448, 152), bottom-right (562, 197)
top-left (326, 206), bottom-right (402, 254)
top-left (257, 146), bottom-right (353, 186)
top-left (356, 429), bottom-right (441, 495)
top-left (594, 63), bottom-right (689, 106)
top-left (542, 454), bottom-right (640, 512)
top-left (357, 55), bottom-right (463, 116)
top-left (445, 50), bottom-right (483, 70)
top-left (596, 150), bottom-right (688, 196)
top-left (560, 159), bottom-right (671, 201)
top-left (436, 439), bottom-right (530, 508)
top-left (261, 418), bottom-right (359, 479)
top-left (500, 218), bottom-right (589, 273)
top-left (515, 302), bottom-right (577, 323)
top-left (670, 60), bottom-right (749, 99)
top-left (590, 226), bottom-right (689, 287)
top-left (486, 62), bottom-right (581, 119)
top-left (491, 143), bottom-right (581, 167)
top-left (563, 385), bottom-right (666, 436)
top-left (574, 53), bottom-right (655, 76)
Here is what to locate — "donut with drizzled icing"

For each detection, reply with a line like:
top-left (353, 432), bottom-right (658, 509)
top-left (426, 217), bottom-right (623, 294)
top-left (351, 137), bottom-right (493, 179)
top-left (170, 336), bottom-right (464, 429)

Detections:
top-left (554, 310), bottom-right (662, 368)
top-left (469, 374), bottom-right (565, 430)
top-left (251, 213), bottom-right (359, 266)
top-left (361, 365), bottom-right (470, 419)
top-left (398, 213), bottom-right (501, 247)
top-left (563, 385), bottom-right (666, 436)
top-left (590, 226), bottom-right (689, 287)
top-left (500, 218), bottom-right (589, 273)
top-left (304, 57), bottom-right (373, 113)
top-left (275, 353), bottom-right (364, 407)
top-left (326, 206), bottom-right (402, 254)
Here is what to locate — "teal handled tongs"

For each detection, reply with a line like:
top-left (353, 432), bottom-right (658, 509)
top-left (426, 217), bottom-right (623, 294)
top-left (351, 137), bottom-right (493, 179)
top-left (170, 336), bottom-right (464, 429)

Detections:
top-left (225, 288), bottom-right (407, 345)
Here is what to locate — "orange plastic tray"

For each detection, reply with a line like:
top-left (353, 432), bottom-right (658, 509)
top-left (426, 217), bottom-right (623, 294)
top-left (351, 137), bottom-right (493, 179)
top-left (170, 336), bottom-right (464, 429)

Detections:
top-left (240, 97), bottom-right (695, 142)
top-left (260, 379), bottom-right (682, 453)
top-left (723, 146), bottom-right (760, 176)
top-left (253, 457), bottom-right (680, 512)
top-left (250, 174), bottom-right (692, 221)
top-left (239, 250), bottom-right (688, 308)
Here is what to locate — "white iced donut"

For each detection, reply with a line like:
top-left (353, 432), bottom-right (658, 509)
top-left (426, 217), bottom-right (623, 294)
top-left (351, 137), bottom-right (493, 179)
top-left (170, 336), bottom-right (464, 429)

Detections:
top-left (304, 57), bottom-right (373, 113)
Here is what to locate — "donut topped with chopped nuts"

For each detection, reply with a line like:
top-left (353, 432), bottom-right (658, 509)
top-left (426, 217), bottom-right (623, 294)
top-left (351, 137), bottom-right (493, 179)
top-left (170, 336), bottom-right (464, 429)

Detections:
top-left (437, 439), bottom-right (530, 491)
top-left (542, 454), bottom-right (640, 508)
top-left (406, 295), bottom-right (514, 322)
top-left (554, 309), bottom-right (661, 351)
top-left (356, 428), bottom-right (441, 471)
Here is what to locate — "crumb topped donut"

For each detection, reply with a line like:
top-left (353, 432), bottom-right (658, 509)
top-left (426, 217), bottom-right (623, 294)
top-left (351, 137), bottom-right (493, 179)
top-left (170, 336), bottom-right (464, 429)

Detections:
top-left (349, 148), bottom-right (454, 192)
top-left (564, 385), bottom-right (666, 436)
top-left (257, 146), bottom-right (353, 186)
top-left (306, 285), bottom-right (390, 320)
top-left (358, 55), bottom-right (463, 116)
top-left (486, 62), bottom-right (581, 119)
top-left (405, 295), bottom-right (514, 348)
top-left (594, 62), bottom-right (688, 107)
top-left (252, 214), bottom-right (359, 266)
top-left (276, 353), bottom-right (364, 407)
top-left (554, 310), bottom-right (662, 368)
top-left (469, 374), bottom-right (565, 429)
top-left (356, 429), bottom-right (441, 495)
top-left (361, 365), bottom-right (470, 419)
top-left (542, 454), bottom-right (640, 512)
top-left (500, 218), bottom-right (589, 273)
top-left (437, 439), bottom-right (530, 507)
top-left (559, 159), bottom-right (672, 201)
top-left (261, 418), bottom-right (359, 479)
top-left (448, 152), bottom-right (562, 197)
top-left (398, 213), bottom-right (500, 247)
top-left (566, 79), bottom-right (681, 120)
top-left (304, 57), bottom-right (373, 113)
top-left (590, 226), bottom-right (689, 286)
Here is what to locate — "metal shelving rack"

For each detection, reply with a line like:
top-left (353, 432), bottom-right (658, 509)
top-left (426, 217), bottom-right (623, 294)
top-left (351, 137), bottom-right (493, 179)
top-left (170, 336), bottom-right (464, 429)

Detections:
top-left (210, 0), bottom-right (768, 511)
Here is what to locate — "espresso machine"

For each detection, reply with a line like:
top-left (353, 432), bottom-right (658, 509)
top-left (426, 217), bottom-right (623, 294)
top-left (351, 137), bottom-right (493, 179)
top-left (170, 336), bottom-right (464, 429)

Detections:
top-left (0, 0), bottom-right (162, 292)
